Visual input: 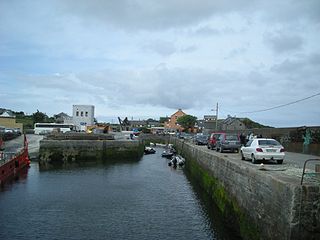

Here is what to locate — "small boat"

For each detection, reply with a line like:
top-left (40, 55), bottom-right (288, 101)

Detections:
top-left (0, 135), bottom-right (30, 185)
top-left (176, 155), bottom-right (186, 166)
top-left (161, 151), bottom-right (174, 159)
top-left (144, 147), bottom-right (156, 154)
top-left (168, 155), bottom-right (185, 168)
top-left (156, 143), bottom-right (167, 147)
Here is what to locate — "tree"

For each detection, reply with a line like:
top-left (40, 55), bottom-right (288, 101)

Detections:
top-left (159, 117), bottom-right (169, 123)
top-left (13, 111), bottom-right (25, 117)
top-left (176, 115), bottom-right (197, 131)
top-left (241, 118), bottom-right (273, 129)
top-left (32, 110), bottom-right (48, 123)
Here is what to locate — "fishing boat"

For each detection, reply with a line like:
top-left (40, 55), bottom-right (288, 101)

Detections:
top-left (0, 135), bottom-right (30, 185)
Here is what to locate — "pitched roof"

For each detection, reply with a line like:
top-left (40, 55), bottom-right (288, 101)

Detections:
top-left (0, 110), bottom-right (15, 118)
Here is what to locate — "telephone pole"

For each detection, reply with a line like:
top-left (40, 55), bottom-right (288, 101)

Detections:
top-left (215, 102), bottom-right (219, 130)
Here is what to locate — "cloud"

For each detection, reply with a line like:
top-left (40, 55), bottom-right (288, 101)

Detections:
top-left (143, 40), bottom-right (177, 56)
top-left (193, 26), bottom-right (235, 36)
top-left (56, 0), bottom-right (257, 31)
top-left (271, 53), bottom-right (320, 76)
top-left (269, 54), bottom-right (320, 98)
top-left (1, 0), bottom-right (320, 127)
top-left (224, 46), bottom-right (248, 59)
top-left (258, 0), bottom-right (320, 24)
top-left (264, 31), bottom-right (304, 53)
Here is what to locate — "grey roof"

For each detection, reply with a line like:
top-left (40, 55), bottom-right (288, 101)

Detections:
top-left (0, 109), bottom-right (15, 117)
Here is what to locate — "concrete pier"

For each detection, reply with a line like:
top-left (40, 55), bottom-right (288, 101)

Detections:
top-left (39, 133), bottom-right (144, 169)
top-left (172, 138), bottom-right (320, 240)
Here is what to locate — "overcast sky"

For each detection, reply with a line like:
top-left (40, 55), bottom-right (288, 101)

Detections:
top-left (1, 0), bottom-right (319, 127)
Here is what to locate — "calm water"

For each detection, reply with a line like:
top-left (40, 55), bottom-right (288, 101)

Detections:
top-left (0, 148), bottom-right (240, 240)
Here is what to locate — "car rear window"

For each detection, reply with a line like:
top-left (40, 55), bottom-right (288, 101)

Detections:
top-left (226, 135), bottom-right (238, 141)
top-left (258, 140), bottom-right (280, 146)
top-left (198, 135), bottom-right (207, 140)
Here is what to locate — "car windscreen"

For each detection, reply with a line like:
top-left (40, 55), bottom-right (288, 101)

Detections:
top-left (258, 140), bottom-right (280, 146)
top-left (225, 135), bottom-right (238, 141)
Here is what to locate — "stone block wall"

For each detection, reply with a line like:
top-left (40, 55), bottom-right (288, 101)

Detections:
top-left (172, 139), bottom-right (320, 240)
top-left (39, 139), bottom-right (144, 169)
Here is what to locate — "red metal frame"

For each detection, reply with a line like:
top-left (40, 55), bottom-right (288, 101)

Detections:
top-left (0, 135), bottom-right (30, 185)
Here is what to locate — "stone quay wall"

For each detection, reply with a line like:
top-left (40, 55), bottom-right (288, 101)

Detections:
top-left (39, 139), bottom-right (144, 169)
top-left (172, 138), bottom-right (320, 240)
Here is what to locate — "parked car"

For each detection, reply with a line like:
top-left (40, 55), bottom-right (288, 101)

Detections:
top-left (194, 135), bottom-right (209, 145)
top-left (0, 137), bottom-right (4, 151)
top-left (240, 138), bottom-right (285, 164)
top-left (216, 133), bottom-right (241, 153)
top-left (207, 132), bottom-right (224, 150)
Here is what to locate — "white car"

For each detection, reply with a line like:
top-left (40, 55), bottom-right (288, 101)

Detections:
top-left (240, 138), bottom-right (285, 164)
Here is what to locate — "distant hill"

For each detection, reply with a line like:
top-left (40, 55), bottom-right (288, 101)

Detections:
top-left (241, 118), bottom-right (273, 129)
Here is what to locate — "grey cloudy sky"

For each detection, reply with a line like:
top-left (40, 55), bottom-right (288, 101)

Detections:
top-left (0, 0), bottom-right (319, 127)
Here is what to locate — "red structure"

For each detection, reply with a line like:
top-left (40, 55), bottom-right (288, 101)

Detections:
top-left (0, 135), bottom-right (30, 185)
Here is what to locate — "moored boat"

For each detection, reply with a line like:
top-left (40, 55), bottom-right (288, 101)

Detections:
top-left (161, 151), bottom-right (174, 159)
top-left (0, 135), bottom-right (30, 185)
top-left (168, 155), bottom-right (185, 168)
top-left (144, 146), bottom-right (156, 154)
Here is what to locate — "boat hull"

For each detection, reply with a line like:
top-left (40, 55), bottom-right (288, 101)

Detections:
top-left (0, 135), bottom-right (30, 185)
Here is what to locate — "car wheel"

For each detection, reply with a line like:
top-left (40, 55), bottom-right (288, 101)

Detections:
top-left (241, 151), bottom-right (245, 160)
top-left (251, 154), bottom-right (257, 164)
top-left (207, 145), bottom-right (210, 149)
top-left (277, 160), bottom-right (283, 164)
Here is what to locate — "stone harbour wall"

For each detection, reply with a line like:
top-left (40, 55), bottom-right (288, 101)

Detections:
top-left (39, 139), bottom-right (144, 169)
top-left (172, 139), bottom-right (320, 240)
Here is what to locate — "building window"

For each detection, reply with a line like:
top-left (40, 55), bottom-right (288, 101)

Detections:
top-left (81, 111), bottom-right (83, 117)
top-left (85, 111), bottom-right (88, 117)
top-left (76, 111), bottom-right (79, 116)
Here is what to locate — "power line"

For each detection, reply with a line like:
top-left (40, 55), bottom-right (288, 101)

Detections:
top-left (238, 92), bottom-right (320, 114)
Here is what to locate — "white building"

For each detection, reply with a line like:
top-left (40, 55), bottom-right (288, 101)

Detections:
top-left (72, 105), bottom-right (95, 131)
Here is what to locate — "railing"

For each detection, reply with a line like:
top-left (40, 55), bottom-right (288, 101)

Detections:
top-left (0, 152), bottom-right (20, 166)
top-left (300, 159), bottom-right (320, 185)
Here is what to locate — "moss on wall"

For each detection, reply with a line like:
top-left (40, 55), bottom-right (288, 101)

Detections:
top-left (39, 140), bottom-right (145, 170)
top-left (185, 155), bottom-right (260, 240)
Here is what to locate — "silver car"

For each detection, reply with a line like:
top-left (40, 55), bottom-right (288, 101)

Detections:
top-left (240, 138), bottom-right (285, 164)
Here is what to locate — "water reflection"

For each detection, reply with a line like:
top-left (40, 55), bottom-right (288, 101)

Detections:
top-left (0, 147), bottom-right (241, 240)
top-left (185, 170), bottom-right (242, 240)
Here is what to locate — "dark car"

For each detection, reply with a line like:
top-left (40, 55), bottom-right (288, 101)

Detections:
top-left (0, 137), bottom-right (4, 151)
top-left (194, 135), bottom-right (209, 145)
top-left (216, 133), bottom-right (241, 153)
top-left (207, 132), bottom-right (224, 150)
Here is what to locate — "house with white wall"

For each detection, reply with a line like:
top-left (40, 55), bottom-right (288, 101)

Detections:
top-left (72, 105), bottom-right (95, 131)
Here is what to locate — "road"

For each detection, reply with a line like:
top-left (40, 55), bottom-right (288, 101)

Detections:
top-left (3, 134), bottom-right (44, 159)
top-left (192, 142), bottom-right (319, 168)
top-left (190, 141), bottom-right (320, 183)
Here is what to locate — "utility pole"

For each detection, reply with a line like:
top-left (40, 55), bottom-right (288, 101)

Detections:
top-left (215, 102), bottom-right (219, 131)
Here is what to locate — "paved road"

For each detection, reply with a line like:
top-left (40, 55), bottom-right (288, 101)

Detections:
top-left (190, 141), bottom-right (320, 184)
top-left (193, 142), bottom-right (320, 169)
top-left (3, 134), bottom-right (43, 159)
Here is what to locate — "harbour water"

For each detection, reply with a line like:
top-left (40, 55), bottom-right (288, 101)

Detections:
top-left (0, 147), bottom-right (240, 240)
